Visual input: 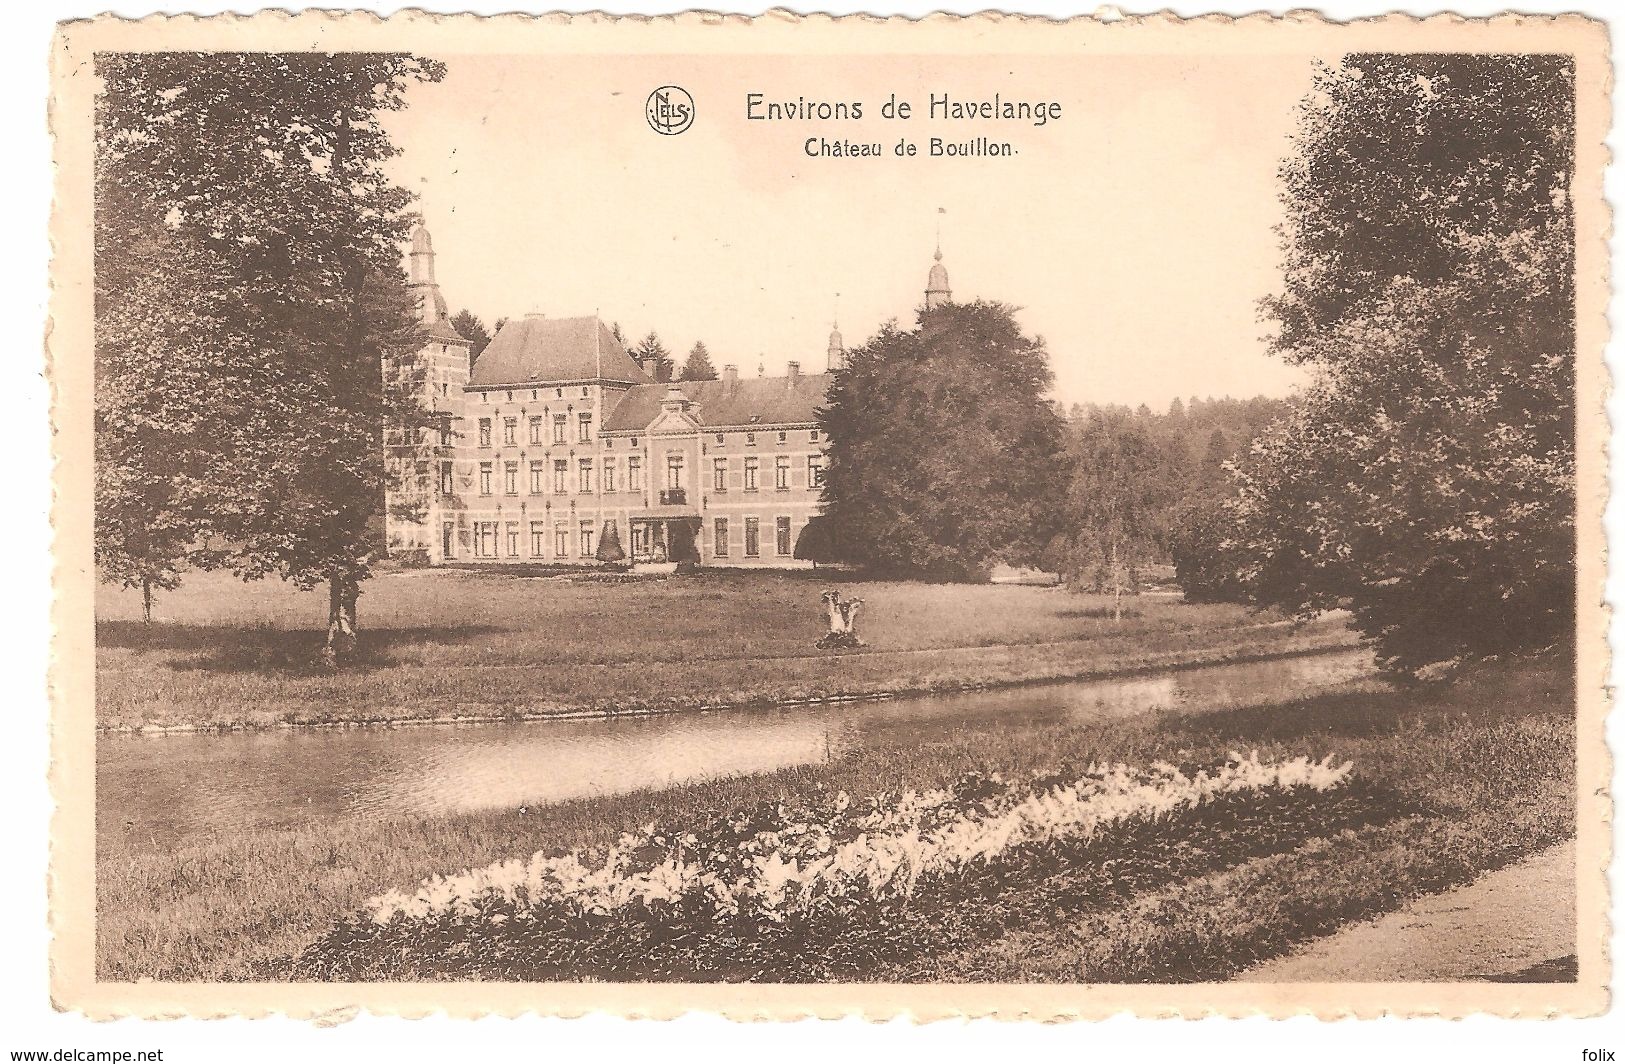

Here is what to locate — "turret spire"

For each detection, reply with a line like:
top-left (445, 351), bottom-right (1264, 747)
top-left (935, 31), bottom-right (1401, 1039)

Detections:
top-left (408, 221), bottom-right (449, 325)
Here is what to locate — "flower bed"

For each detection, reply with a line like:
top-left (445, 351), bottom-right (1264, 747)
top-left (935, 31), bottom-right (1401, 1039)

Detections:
top-left (293, 753), bottom-right (1400, 982)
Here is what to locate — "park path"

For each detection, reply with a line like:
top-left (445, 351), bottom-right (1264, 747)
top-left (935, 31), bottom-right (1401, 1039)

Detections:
top-left (1236, 839), bottom-right (1576, 982)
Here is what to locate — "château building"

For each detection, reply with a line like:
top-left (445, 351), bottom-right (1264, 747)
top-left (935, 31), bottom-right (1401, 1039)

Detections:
top-left (384, 223), bottom-right (951, 568)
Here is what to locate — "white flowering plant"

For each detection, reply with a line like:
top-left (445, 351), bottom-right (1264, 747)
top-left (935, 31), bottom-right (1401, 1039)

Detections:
top-left (295, 751), bottom-right (1387, 981)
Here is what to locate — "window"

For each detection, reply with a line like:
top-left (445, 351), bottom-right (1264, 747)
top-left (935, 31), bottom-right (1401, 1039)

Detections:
top-left (776, 516), bottom-right (792, 556)
top-left (479, 462), bottom-right (493, 496)
top-left (581, 387), bottom-right (590, 398)
top-left (578, 412), bottom-right (593, 443)
top-left (530, 521), bottom-right (544, 557)
top-left (554, 524), bottom-right (569, 558)
top-left (713, 458), bottom-right (728, 492)
top-left (529, 416), bottom-right (544, 444)
top-left (666, 454), bottom-right (684, 490)
top-left (581, 521), bottom-right (595, 557)
top-left (476, 521), bottom-right (498, 558)
top-left (777, 431), bottom-right (787, 443)
top-left (439, 424), bottom-right (452, 447)
top-left (506, 521), bottom-right (520, 557)
top-left (628, 455), bottom-right (643, 491)
top-left (603, 458), bottom-right (617, 494)
top-left (744, 457), bottom-right (759, 492)
top-left (746, 431), bottom-right (756, 445)
top-left (442, 522), bottom-right (455, 560)
top-left (504, 461), bottom-right (518, 495)
top-left (529, 461), bottom-right (544, 494)
top-left (439, 462), bottom-right (453, 496)
top-left (553, 414), bottom-right (567, 444)
top-left (531, 390), bottom-right (538, 400)
top-left (553, 459), bottom-right (567, 494)
top-left (810, 430), bottom-right (820, 442)
top-left (506, 391), bottom-right (514, 402)
top-left (775, 455), bottom-right (790, 490)
top-left (808, 455), bottom-right (825, 488)
top-left (713, 517), bottom-right (729, 557)
top-left (478, 418), bottom-right (492, 448)
top-left (715, 433), bottom-right (725, 444)
top-left (578, 458), bottom-right (593, 493)
top-left (503, 417), bottom-right (517, 445)
top-left (744, 517), bottom-right (760, 558)
top-left (441, 382), bottom-right (449, 398)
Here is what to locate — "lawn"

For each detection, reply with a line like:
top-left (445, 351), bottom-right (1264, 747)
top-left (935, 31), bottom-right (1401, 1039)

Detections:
top-left (96, 650), bottom-right (1575, 982)
top-left (96, 568), bottom-right (1358, 729)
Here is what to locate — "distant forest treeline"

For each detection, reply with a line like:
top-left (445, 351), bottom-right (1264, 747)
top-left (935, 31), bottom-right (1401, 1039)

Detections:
top-left (1047, 396), bottom-right (1292, 584)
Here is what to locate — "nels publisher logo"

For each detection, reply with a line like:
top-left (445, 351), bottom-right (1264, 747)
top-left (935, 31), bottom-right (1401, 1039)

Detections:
top-left (646, 85), bottom-right (695, 135)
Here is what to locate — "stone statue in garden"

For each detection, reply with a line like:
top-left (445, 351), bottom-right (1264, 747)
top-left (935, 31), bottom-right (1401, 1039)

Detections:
top-left (816, 589), bottom-right (865, 650)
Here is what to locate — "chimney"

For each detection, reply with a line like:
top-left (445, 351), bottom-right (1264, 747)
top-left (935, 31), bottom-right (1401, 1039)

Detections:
top-left (723, 364), bottom-right (738, 392)
top-left (786, 361), bottom-right (801, 388)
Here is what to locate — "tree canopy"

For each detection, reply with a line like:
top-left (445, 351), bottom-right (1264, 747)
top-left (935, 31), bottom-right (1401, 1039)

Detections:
top-left (819, 302), bottom-right (1068, 580)
top-left (451, 309), bottom-right (493, 371)
top-left (1234, 53), bottom-right (1576, 674)
top-left (94, 51), bottom-right (444, 658)
top-left (633, 332), bottom-right (676, 383)
top-left (680, 341), bottom-right (719, 381)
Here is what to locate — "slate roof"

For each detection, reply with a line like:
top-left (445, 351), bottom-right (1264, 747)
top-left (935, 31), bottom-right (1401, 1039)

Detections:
top-left (603, 373), bottom-right (832, 432)
top-left (469, 316), bottom-right (651, 388)
top-left (424, 315), bottom-right (470, 345)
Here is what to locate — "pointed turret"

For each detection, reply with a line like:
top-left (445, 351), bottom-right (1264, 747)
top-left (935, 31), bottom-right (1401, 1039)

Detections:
top-left (827, 322), bottom-right (845, 372)
top-left (924, 244), bottom-right (952, 310)
top-left (408, 222), bottom-right (449, 325)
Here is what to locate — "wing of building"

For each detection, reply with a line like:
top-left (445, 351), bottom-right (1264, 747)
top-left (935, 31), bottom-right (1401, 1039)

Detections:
top-left (386, 223), bottom-right (952, 568)
top-left (386, 225), bottom-right (855, 567)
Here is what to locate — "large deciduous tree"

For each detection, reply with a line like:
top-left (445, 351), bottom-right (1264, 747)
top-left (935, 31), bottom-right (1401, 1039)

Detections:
top-left (1045, 409), bottom-right (1174, 617)
top-left (1235, 54), bottom-right (1576, 675)
top-left (820, 302), bottom-right (1068, 580)
top-left (95, 51), bottom-right (445, 661)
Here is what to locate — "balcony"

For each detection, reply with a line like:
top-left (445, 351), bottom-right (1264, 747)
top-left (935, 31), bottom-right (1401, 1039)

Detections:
top-left (659, 487), bottom-right (688, 506)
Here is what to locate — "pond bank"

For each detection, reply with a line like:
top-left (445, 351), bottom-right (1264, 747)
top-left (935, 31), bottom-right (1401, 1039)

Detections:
top-left (100, 625), bottom-right (1362, 735)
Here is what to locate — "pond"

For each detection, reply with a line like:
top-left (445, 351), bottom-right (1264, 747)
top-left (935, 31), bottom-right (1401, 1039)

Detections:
top-left (98, 648), bottom-right (1376, 851)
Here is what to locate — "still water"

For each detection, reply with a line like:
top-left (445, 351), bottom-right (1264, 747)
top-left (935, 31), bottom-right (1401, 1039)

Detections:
top-left (99, 648), bottom-right (1375, 850)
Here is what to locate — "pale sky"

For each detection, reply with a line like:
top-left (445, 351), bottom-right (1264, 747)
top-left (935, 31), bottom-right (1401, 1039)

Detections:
top-left (384, 52), bottom-right (1326, 409)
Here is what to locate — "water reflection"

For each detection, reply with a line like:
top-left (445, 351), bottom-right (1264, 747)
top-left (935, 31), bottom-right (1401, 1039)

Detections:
top-left (98, 648), bottom-right (1374, 850)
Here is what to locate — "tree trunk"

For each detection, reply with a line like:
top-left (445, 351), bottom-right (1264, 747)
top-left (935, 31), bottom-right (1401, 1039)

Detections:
top-left (141, 576), bottom-right (153, 626)
top-left (324, 570), bottom-right (359, 666)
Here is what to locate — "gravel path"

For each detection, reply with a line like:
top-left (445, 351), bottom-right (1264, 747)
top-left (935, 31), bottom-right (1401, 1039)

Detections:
top-left (1237, 839), bottom-right (1576, 982)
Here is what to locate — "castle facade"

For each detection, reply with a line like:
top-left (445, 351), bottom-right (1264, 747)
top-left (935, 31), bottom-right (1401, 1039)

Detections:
top-left (384, 225), bottom-right (950, 568)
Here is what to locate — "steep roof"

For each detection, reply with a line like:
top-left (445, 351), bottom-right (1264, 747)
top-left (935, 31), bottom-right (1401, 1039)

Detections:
top-left (603, 373), bottom-right (832, 432)
top-left (469, 315), bottom-right (650, 388)
top-left (424, 315), bottom-right (469, 345)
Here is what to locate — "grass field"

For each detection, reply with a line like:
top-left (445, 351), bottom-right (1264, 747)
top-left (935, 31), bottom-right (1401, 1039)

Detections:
top-left (96, 650), bottom-right (1574, 982)
top-left (96, 568), bottom-right (1357, 729)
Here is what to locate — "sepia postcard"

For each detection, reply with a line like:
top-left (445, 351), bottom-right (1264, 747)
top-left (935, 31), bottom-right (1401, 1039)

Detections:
top-left (49, 9), bottom-right (1610, 1020)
